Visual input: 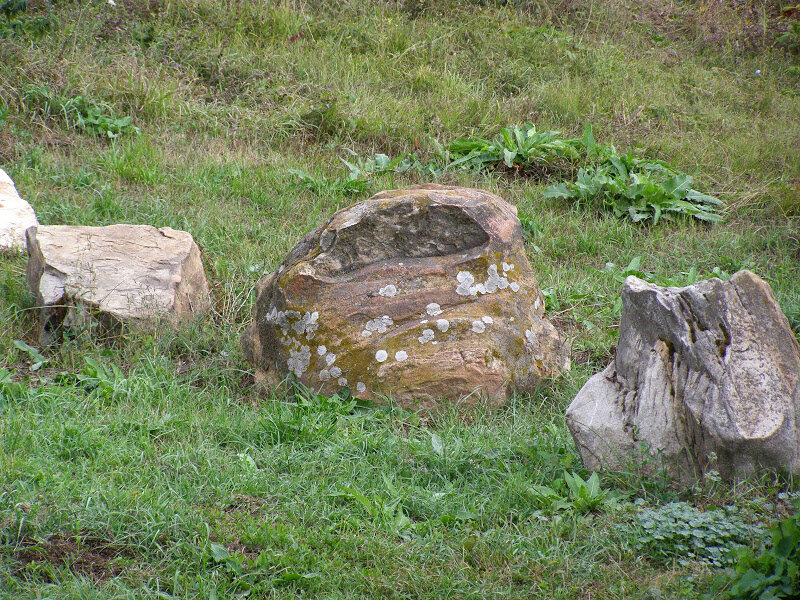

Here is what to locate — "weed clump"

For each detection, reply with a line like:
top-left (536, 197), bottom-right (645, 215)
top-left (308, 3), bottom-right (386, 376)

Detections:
top-left (706, 499), bottom-right (800, 600)
top-left (289, 123), bottom-right (725, 225)
top-left (635, 501), bottom-right (764, 567)
top-left (445, 123), bottom-right (724, 224)
top-left (542, 151), bottom-right (724, 224)
top-left (22, 84), bottom-right (140, 139)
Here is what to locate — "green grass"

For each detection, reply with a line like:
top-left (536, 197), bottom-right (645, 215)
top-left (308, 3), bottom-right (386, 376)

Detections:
top-left (1, 0), bottom-right (800, 597)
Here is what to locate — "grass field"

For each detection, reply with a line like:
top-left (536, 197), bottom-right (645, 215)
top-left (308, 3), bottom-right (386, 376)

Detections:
top-left (1, 0), bottom-right (800, 598)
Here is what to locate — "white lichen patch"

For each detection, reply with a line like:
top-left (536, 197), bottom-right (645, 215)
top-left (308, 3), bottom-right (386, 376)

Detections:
top-left (525, 328), bottom-right (537, 346)
top-left (418, 329), bottom-right (435, 344)
top-left (292, 311), bottom-right (319, 336)
top-left (287, 345), bottom-right (311, 376)
top-left (455, 271), bottom-right (475, 296)
top-left (502, 262), bottom-right (514, 272)
top-left (357, 382), bottom-right (366, 393)
top-left (266, 307), bottom-right (296, 334)
top-left (325, 353), bottom-right (336, 366)
top-left (426, 302), bottom-right (443, 316)
top-left (484, 264), bottom-right (503, 293)
top-left (533, 297), bottom-right (541, 311)
top-left (361, 329), bottom-right (372, 337)
top-left (471, 321), bottom-right (486, 333)
top-left (395, 350), bottom-right (408, 362)
top-left (482, 316), bottom-right (493, 324)
top-left (267, 307), bottom-right (319, 339)
top-left (330, 366), bottom-right (342, 378)
top-left (319, 369), bottom-right (331, 381)
top-left (317, 345), bottom-right (327, 356)
top-left (455, 264), bottom-right (514, 297)
top-left (436, 319), bottom-right (450, 332)
top-left (338, 377), bottom-right (348, 386)
top-left (376, 350), bottom-right (388, 362)
top-left (510, 282), bottom-right (520, 292)
top-left (365, 315), bottom-right (393, 334)
top-left (379, 284), bottom-right (397, 297)
top-left (306, 312), bottom-right (320, 336)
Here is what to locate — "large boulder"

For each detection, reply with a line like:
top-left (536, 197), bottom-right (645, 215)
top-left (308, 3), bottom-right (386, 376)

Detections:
top-left (0, 169), bottom-right (38, 252)
top-left (26, 224), bottom-right (211, 344)
top-left (242, 184), bottom-right (570, 409)
top-left (566, 271), bottom-right (800, 480)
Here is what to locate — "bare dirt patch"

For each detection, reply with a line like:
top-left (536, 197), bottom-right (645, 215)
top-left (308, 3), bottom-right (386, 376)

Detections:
top-left (223, 494), bottom-right (269, 516)
top-left (14, 533), bottom-right (137, 581)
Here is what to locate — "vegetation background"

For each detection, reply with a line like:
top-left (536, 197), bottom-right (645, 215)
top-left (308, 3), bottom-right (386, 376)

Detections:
top-left (1, 0), bottom-right (799, 598)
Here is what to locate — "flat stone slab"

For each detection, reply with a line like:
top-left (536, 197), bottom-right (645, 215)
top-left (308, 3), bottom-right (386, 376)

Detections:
top-left (0, 169), bottom-right (38, 252)
top-left (26, 224), bottom-right (211, 344)
top-left (242, 184), bottom-right (570, 409)
top-left (566, 271), bottom-right (800, 481)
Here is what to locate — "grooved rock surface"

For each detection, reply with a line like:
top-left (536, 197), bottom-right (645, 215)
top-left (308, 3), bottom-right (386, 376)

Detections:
top-left (242, 184), bottom-right (570, 409)
top-left (0, 169), bottom-right (38, 252)
top-left (26, 224), bottom-right (211, 344)
top-left (566, 271), bottom-right (800, 480)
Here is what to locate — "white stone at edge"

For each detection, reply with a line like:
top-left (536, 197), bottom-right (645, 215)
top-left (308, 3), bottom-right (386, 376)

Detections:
top-left (0, 169), bottom-right (38, 252)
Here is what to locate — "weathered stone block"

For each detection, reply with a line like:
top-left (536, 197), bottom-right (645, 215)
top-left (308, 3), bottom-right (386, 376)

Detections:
top-left (566, 271), bottom-right (800, 480)
top-left (0, 169), bottom-right (38, 252)
top-left (242, 184), bottom-right (570, 409)
top-left (26, 224), bottom-right (211, 344)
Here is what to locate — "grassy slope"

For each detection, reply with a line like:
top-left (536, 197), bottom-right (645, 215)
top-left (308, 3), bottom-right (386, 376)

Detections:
top-left (1, 0), bottom-right (799, 598)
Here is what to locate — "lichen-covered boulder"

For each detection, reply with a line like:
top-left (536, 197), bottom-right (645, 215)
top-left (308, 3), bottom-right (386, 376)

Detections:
top-left (0, 169), bottom-right (38, 252)
top-left (26, 224), bottom-right (211, 344)
top-left (242, 184), bottom-right (570, 408)
top-left (566, 271), bottom-right (800, 480)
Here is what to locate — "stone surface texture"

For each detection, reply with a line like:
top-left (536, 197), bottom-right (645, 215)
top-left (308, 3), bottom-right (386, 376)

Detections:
top-left (26, 224), bottom-right (210, 344)
top-left (242, 184), bottom-right (570, 408)
top-left (567, 271), bottom-right (800, 479)
top-left (0, 168), bottom-right (38, 252)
